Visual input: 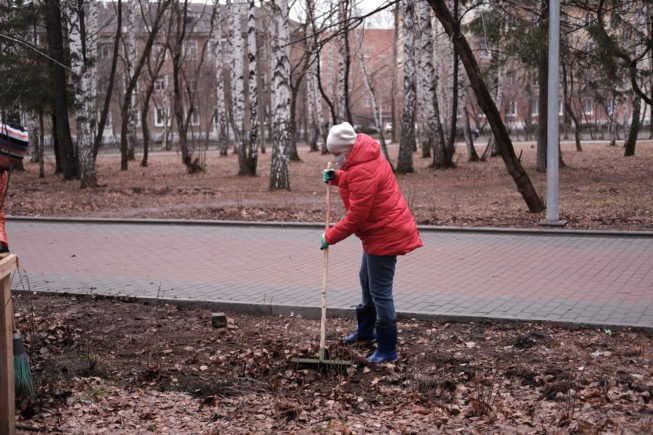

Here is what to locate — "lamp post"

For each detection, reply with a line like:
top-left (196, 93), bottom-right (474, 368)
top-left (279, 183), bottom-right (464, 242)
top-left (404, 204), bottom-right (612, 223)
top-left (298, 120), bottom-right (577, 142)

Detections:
top-left (540, 0), bottom-right (567, 227)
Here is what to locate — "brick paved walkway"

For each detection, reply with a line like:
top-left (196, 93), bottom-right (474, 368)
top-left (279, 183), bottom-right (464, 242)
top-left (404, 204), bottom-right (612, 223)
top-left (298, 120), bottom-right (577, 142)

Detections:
top-left (7, 218), bottom-right (653, 330)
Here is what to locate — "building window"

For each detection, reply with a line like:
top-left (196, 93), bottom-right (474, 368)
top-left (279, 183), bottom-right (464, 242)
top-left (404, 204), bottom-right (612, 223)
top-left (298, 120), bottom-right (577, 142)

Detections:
top-left (98, 42), bottom-right (112, 60)
top-left (532, 98), bottom-right (539, 116)
top-left (507, 100), bottom-right (517, 117)
top-left (582, 98), bottom-right (593, 115)
top-left (479, 46), bottom-right (490, 59)
top-left (154, 107), bottom-right (170, 127)
top-left (154, 77), bottom-right (166, 91)
top-left (190, 109), bottom-right (200, 126)
top-left (185, 40), bottom-right (197, 60)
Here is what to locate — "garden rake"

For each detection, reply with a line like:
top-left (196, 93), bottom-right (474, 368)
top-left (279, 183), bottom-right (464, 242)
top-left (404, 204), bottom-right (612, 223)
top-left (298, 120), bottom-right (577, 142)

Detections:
top-left (293, 163), bottom-right (352, 368)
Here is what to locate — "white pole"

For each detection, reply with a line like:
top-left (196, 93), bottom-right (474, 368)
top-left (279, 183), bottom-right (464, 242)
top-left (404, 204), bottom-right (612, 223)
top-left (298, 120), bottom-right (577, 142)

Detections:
top-left (542, 0), bottom-right (567, 226)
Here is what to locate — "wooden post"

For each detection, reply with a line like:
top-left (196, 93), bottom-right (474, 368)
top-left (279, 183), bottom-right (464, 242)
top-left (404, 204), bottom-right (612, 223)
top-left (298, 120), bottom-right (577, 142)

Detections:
top-left (0, 254), bottom-right (18, 435)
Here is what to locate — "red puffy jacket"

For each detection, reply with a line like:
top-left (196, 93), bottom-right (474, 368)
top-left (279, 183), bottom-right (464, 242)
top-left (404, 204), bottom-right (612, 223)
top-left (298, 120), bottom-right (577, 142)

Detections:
top-left (324, 133), bottom-right (423, 256)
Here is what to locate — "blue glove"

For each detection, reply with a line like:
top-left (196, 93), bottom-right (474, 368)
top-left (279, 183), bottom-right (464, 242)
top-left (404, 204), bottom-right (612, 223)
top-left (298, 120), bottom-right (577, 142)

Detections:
top-left (320, 233), bottom-right (329, 250)
top-left (322, 168), bottom-right (336, 184)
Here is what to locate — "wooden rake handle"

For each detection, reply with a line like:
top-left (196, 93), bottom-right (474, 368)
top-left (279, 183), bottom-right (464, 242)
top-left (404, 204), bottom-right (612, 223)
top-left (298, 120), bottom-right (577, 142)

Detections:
top-left (319, 163), bottom-right (332, 353)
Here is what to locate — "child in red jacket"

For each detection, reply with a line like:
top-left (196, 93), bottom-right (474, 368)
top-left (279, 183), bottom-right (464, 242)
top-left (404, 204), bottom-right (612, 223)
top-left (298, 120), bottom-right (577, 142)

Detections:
top-left (0, 121), bottom-right (29, 253)
top-left (321, 122), bottom-right (422, 363)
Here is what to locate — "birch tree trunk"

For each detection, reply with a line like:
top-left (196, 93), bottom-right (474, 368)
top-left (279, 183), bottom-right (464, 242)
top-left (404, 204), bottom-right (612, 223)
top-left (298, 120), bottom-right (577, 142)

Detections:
top-left (230, 0), bottom-right (245, 155)
top-left (415, 0), bottom-right (427, 157)
top-left (224, 0), bottom-right (235, 153)
top-left (391, 4), bottom-right (399, 143)
top-left (212, 3), bottom-right (228, 156)
top-left (306, 64), bottom-right (318, 151)
top-left (256, 30), bottom-right (266, 155)
top-left (26, 114), bottom-right (39, 164)
top-left (69, 0), bottom-right (98, 188)
top-left (238, 0), bottom-right (258, 175)
top-left (445, 0), bottom-right (459, 160)
top-left (126, 0), bottom-right (139, 161)
top-left (433, 7), bottom-right (454, 159)
top-left (305, 5), bottom-right (319, 152)
top-left (269, 0), bottom-right (291, 190)
top-left (336, 1), bottom-right (347, 123)
top-left (416, 2), bottom-right (447, 169)
top-left (535, 0), bottom-right (548, 173)
top-left (397, 0), bottom-right (416, 174)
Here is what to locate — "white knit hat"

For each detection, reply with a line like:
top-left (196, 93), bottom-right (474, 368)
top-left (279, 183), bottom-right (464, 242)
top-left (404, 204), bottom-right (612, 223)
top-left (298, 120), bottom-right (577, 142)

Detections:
top-left (326, 122), bottom-right (357, 154)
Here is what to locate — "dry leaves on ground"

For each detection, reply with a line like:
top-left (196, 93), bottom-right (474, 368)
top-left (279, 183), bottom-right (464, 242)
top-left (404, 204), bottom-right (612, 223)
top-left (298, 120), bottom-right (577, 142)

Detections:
top-left (12, 293), bottom-right (653, 433)
top-left (9, 141), bottom-right (653, 231)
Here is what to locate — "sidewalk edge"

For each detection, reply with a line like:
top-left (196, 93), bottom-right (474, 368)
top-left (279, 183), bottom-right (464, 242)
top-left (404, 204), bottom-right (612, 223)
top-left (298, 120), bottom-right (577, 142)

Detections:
top-left (14, 290), bottom-right (653, 334)
top-left (7, 215), bottom-right (653, 237)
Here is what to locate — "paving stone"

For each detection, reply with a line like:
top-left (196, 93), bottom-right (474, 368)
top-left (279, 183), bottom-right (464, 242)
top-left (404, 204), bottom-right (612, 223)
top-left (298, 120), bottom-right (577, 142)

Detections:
top-left (7, 220), bottom-right (653, 330)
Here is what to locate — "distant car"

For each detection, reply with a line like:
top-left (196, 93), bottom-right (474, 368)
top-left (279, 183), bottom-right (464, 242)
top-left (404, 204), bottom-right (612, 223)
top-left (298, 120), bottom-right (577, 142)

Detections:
top-left (384, 123), bottom-right (392, 134)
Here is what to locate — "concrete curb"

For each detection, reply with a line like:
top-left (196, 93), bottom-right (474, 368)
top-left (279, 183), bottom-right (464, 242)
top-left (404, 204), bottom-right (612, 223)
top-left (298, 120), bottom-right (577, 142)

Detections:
top-left (8, 215), bottom-right (653, 238)
top-left (15, 289), bottom-right (653, 335)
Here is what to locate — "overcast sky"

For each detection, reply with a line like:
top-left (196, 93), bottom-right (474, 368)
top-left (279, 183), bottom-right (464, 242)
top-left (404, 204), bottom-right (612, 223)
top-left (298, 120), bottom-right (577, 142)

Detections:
top-left (290, 0), bottom-right (394, 29)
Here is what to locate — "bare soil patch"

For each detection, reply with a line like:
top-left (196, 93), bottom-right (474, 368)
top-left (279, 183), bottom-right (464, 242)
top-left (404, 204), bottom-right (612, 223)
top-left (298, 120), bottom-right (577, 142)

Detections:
top-left (8, 140), bottom-right (653, 231)
top-left (12, 292), bottom-right (653, 433)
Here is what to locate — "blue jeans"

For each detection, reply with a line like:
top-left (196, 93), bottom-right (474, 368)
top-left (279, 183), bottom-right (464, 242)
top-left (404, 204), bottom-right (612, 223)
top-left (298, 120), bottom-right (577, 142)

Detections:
top-left (358, 252), bottom-right (397, 328)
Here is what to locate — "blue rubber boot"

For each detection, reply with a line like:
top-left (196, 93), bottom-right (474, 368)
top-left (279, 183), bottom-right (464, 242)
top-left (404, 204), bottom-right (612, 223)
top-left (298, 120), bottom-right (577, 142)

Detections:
top-left (367, 324), bottom-right (397, 363)
top-left (342, 307), bottom-right (376, 344)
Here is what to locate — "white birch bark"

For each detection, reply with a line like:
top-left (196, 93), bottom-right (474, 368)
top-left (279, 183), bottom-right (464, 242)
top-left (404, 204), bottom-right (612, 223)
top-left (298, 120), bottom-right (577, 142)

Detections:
top-left (269, 0), bottom-right (291, 190)
top-left (126, 0), bottom-right (139, 155)
top-left (88, 1), bottom-right (97, 140)
top-left (327, 44), bottom-right (335, 121)
top-left (27, 113), bottom-right (39, 164)
top-left (230, 0), bottom-right (245, 149)
top-left (313, 69), bottom-right (326, 147)
top-left (483, 54), bottom-right (503, 159)
top-left (223, 0), bottom-right (235, 146)
top-left (69, 0), bottom-right (98, 188)
top-left (434, 17), bottom-right (453, 137)
top-left (305, 0), bottom-right (320, 150)
top-left (211, 2), bottom-right (228, 154)
top-left (397, 0), bottom-right (416, 173)
top-left (415, 1), bottom-right (431, 156)
top-left (336, 1), bottom-right (347, 122)
top-left (238, 0), bottom-right (258, 175)
top-left (417, 3), bottom-right (446, 167)
top-left (306, 66), bottom-right (316, 148)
